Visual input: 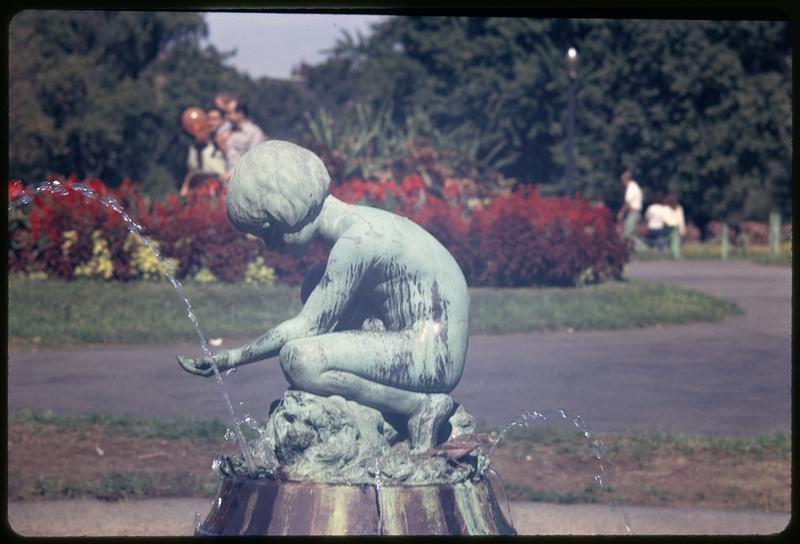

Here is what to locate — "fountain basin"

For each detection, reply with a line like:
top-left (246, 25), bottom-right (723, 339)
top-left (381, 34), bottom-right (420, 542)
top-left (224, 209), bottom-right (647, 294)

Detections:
top-left (196, 476), bottom-right (516, 535)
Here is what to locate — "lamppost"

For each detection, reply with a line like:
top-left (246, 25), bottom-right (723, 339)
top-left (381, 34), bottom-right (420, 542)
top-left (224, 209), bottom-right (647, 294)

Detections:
top-left (565, 47), bottom-right (578, 197)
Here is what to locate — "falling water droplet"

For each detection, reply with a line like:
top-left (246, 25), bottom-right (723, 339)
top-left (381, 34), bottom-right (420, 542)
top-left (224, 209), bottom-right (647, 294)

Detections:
top-left (487, 467), bottom-right (514, 529)
top-left (373, 457), bottom-right (384, 535)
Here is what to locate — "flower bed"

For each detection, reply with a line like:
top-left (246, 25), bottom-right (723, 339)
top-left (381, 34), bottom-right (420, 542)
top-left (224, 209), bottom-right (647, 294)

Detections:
top-left (8, 175), bottom-right (630, 287)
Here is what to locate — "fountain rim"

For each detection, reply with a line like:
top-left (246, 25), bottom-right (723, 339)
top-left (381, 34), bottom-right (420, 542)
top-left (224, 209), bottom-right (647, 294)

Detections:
top-left (218, 473), bottom-right (492, 489)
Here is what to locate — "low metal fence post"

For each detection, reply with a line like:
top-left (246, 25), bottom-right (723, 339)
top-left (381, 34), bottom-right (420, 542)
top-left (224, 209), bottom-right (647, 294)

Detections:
top-left (769, 212), bottom-right (781, 257)
top-left (721, 224), bottom-right (729, 260)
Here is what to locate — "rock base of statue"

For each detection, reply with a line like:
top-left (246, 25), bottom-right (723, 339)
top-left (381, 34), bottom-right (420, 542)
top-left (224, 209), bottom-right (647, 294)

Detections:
top-left (195, 476), bottom-right (516, 536)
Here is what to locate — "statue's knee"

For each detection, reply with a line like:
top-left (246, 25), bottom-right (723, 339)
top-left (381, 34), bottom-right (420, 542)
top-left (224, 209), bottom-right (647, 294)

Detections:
top-left (279, 340), bottom-right (320, 388)
top-left (279, 341), bottom-right (306, 386)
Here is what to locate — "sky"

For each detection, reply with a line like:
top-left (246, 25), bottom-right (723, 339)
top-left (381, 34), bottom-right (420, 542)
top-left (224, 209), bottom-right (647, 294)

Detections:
top-left (203, 12), bottom-right (389, 80)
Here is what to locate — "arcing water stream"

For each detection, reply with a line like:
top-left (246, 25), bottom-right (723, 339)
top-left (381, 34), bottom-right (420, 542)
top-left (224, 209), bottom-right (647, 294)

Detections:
top-left (487, 408), bottom-right (632, 533)
top-left (8, 180), bottom-right (257, 475)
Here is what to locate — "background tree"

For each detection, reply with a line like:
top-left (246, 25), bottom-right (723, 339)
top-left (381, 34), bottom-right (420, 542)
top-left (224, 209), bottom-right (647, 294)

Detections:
top-left (10, 11), bottom-right (211, 196)
top-left (572, 19), bottom-right (792, 232)
top-left (8, 10), bottom-right (314, 198)
top-left (307, 16), bottom-right (792, 232)
top-left (8, 12), bottom-right (791, 231)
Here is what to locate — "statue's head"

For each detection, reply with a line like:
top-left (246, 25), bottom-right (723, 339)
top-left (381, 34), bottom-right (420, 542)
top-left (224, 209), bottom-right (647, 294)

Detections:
top-left (227, 140), bottom-right (330, 252)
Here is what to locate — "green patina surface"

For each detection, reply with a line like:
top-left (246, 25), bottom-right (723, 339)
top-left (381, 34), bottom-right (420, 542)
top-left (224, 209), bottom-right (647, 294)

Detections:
top-left (178, 141), bottom-right (475, 472)
top-left (220, 390), bottom-right (488, 486)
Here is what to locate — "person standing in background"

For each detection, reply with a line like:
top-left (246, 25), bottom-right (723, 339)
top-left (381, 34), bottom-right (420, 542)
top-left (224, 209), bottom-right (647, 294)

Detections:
top-left (644, 192), bottom-right (668, 251)
top-left (662, 193), bottom-right (686, 258)
top-left (617, 169), bottom-right (646, 250)
top-left (213, 93), bottom-right (236, 157)
top-left (221, 102), bottom-right (266, 182)
top-left (214, 92), bottom-right (237, 131)
top-left (180, 107), bottom-right (226, 195)
top-left (206, 106), bottom-right (230, 157)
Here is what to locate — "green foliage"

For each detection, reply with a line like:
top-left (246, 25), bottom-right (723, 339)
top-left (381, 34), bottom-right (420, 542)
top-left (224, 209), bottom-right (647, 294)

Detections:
top-left (505, 482), bottom-right (600, 504)
top-left (10, 409), bottom-right (229, 443)
top-left (9, 11), bottom-right (209, 195)
top-left (469, 279), bottom-right (742, 334)
top-left (308, 17), bottom-right (561, 186)
top-left (8, 276), bottom-right (741, 347)
top-left (634, 241), bottom-right (792, 264)
top-left (7, 11), bottom-right (313, 198)
top-left (7, 276), bottom-right (303, 346)
top-left (572, 20), bottom-right (791, 229)
top-left (308, 17), bottom-right (791, 229)
top-left (8, 13), bottom-right (791, 229)
top-left (23, 471), bottom-right (215, 500)
top-left (600, 430), bottom-right (792, 461)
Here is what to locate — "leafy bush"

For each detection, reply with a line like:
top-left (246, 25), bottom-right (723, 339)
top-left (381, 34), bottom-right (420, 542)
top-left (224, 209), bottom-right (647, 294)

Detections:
top-left (148, 180), bottom-right (257, 283)
top-left (8, 177), bottom-right (150, 280)
top-left (8, 175), bottom-right (629, 287)
top-left (469, 188), bottom-right (630, 286)
top-left (332, 175), bottom-right (629, 286)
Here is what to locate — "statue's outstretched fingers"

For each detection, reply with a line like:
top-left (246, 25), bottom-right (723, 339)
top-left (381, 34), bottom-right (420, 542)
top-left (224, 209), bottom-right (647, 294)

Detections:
top-left (177, 355), bottom-right (214, 377)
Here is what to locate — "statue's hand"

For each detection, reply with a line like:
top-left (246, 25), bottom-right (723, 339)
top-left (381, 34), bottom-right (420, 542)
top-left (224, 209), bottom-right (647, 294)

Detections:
top-left (177, 353), bottom-right (225, 377)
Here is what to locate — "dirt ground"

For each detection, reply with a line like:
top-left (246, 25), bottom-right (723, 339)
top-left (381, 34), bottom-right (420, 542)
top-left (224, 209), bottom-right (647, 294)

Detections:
top-left (488, 437), bottom-right (790, 512)
top-left (7, 423), bottom-right (790, 513)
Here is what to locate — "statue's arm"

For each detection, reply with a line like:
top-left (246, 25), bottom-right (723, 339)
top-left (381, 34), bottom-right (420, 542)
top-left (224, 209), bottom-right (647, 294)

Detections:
top-left (178, 239), bottom-right (368, 377)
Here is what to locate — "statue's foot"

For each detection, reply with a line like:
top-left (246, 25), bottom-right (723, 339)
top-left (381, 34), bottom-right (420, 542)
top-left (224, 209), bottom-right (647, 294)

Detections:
top-left (408, 394), bottom-right (454, 452)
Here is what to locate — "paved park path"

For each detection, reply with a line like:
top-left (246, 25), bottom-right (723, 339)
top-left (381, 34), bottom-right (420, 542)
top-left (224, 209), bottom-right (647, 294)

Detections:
top-left (8, 260), bottom-right (791, 437)
top-left (6, 260), bottom-right (792, 537)
top-left (8, 498), bottom-right (790, 536)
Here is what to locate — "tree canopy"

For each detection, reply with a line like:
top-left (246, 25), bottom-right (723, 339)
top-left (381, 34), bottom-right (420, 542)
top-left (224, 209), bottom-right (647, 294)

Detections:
top-left (306, 16), bottom-right (791, 229)
top-left (8, 12), bottom-right (792, 229)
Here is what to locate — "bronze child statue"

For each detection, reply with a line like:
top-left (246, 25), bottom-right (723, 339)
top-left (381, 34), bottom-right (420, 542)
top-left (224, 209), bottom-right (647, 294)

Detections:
top-left (178, 140), bottom-right (469, 452)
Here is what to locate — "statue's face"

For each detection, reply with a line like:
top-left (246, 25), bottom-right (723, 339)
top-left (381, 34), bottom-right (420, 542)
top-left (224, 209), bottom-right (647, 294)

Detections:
top-left (281, 222), bottom-right (317, 256)
top-left (256, 213), bottom-right (317, 256)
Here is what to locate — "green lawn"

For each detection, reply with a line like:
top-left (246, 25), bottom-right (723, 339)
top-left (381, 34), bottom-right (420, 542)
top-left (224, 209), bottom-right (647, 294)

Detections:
top-left (8, 275), bottom-right (742, 348)
top-left (632, 242), bottom-right (791, 265)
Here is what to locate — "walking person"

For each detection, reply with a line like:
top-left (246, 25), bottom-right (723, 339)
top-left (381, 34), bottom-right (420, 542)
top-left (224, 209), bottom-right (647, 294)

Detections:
top-left (616, 169), bottom-right (646, 250)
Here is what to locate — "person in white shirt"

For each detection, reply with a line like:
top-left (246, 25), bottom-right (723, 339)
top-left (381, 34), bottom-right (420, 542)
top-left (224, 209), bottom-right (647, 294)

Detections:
top-left (221, 102), bottom-right (266, 182)
top-left (180, 111), bottom-right (227, 196)
top-left (616, 169), bottom-right (645, 249)
top-left (662, 193), bottom-right (686, 238)
top-left (644, 195), bottom-right (668, 251)
top-left (661, 194), bottom-right (686, 258)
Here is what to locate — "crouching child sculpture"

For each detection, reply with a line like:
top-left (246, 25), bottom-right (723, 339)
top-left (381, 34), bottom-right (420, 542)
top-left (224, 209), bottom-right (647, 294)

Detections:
top-left (178, 141), bottom-right (514, 535)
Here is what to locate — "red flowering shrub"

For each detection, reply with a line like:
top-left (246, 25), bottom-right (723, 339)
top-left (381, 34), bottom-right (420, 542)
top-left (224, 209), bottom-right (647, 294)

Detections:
top-left (149, 184), bottom-right (247, 282)
top-left (469, 188), bottom-right (630, 286)
top-left (8, 174), bottom-right (629, 287)
top-left (8, 177), bottom-right (150, 279)
top-left (330, 176), bottom-right (628, 286)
